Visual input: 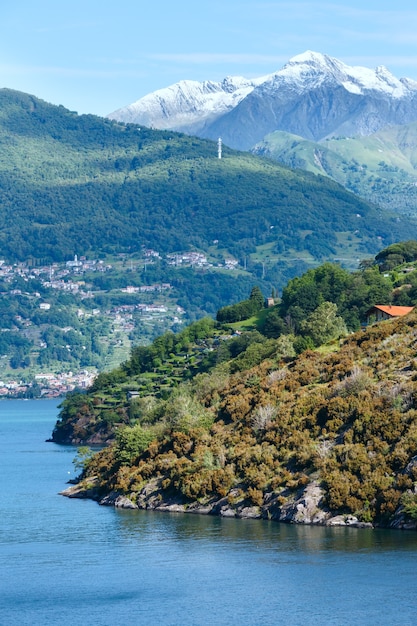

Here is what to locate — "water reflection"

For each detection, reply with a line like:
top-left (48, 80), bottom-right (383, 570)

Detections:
top-left (113, 507), bottom-right (417, 555)
top-left (107, 508), bottom-right (417, 625)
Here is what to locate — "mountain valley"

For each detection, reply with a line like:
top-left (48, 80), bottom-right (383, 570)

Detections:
top-left (2, 71), bottom-right (417, 389)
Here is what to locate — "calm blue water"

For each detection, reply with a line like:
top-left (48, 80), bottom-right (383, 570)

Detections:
top-left (1, 400), bottom-right (417, 626)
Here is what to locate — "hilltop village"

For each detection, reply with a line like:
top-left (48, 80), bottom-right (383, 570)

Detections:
top-left (0, 248), bottom-right (245, 398)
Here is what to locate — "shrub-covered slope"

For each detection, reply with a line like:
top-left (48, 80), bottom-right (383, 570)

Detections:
top-left (52, 260), bottom-right (396, 445)
top-left (56, 251), bottom-right (417, 529)
top-left (64, 311), bottom-right (417, 529)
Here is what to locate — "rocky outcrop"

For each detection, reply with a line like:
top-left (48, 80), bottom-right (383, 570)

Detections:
top-left (60, 477), bottom-right (102, 500)
top-left (99, 492), bottom-right (138, 509)
top-left (60, 478), bottom-right (375, 528)
top-left (267, 482), bottom-right (329, 525)
top-left (387, 512), bottom-right (417, 531)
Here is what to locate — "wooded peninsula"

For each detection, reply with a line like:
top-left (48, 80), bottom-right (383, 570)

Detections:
top-left (56, 243), bottom-right (417, 530)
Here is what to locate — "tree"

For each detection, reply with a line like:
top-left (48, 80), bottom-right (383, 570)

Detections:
top-left (375, 241), bottom-right (417, 270)
top-left (261, 307), bottom-right (286, 338)
top-left (300, 301), bottom-right (347, 347)
top-left (249, 285), bottom-right (265, 310)
top-left (217, 287), bottom-right (264, 323)
top-left (73, 446), bottom-right (94, 475)
top-left (115, 424), bottom-right (155, 464)
top-left (280, 263), bottom-right (352, 318)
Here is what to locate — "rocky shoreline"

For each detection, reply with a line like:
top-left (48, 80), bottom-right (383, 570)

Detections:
top-left (60, 477), bottom-right (417, 531)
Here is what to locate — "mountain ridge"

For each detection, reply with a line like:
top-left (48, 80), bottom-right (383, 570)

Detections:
top-left (0, 86), bottom-right (410, 275)
top-left (107, 51), bottom-right (417, 150)
top-left (108, 75), bottom-right (265, 134)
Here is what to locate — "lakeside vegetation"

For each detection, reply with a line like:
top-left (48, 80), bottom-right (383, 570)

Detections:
top-left (53, 243), bottom-right (417, 528)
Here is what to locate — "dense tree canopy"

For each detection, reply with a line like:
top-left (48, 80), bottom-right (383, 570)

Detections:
top-left (375, 240), bottom-right (417, 270)
top-left (278, 262), bottom-right (392, 332)
top-left (216, 285), bottom-right (266, 323)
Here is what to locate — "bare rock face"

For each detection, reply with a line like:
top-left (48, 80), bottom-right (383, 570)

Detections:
top-left (389, 515), bottom-right (417, 531)
top-left (265, 482), bottom-right (329, 525)
top-left (238, 506), bottom-right (262, 519)
top-left (327, 515), bottom-right (363, 527)
top-left (99, 492), bottom-right (138, 509)
top-left (389, 499), bottom-right (417, 531)
top-left (264, 483), bottom-right (374, 528)
top-left (404, 456), bottom-right (417, 476)
top-left (60, 477), bottom-right (101, 500)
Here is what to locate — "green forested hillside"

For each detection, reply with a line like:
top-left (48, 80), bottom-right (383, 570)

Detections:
top-left (252, 124), bottom-right (417, 215)
top-left (0, 88), bottom-right (414, 269)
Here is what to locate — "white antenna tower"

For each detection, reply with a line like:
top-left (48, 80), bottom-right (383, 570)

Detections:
top-left (218, 137), bottom-right (222, 159)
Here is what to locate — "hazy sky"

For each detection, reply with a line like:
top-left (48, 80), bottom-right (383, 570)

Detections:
top-left (1, 1), bottom-right (417, 116)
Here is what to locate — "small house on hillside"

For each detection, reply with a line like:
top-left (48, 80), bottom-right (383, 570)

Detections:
top-left (126, 390), bottom-right (140, 401)
top-left (364, 305), bottom-right (414, 326)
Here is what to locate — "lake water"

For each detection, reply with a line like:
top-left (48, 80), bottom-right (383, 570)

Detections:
top-left (1, 400), bottom-right (417, 626)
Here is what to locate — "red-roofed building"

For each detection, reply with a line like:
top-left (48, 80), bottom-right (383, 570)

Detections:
top-left (365, 305), bottom-right (414, 326)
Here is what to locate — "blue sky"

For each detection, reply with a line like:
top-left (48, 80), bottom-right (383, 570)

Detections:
top-left (1, 1), bottom-right (417, 116)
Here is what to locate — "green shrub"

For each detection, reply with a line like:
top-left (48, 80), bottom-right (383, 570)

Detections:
top-left (115, 424), bottom-right (155, 464)
top-left (401, 492), bottom-right (417, 520)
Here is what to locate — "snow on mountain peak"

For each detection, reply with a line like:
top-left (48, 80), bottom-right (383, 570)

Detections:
top-left (257, 51), bottom-right (412, 99)
top-left (107, 75), bottom-right (261, 130)
top-left (287, 50), bottom-right (337, 67)
top-left (260, 50), bottom-right (349, 94)
top-left (107, 51), bottom-right (417, 134)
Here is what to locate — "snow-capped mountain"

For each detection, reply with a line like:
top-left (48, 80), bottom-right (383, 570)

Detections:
top-left (108, 51), bottom-right (417, 150)
top-left (108, 75), bottom-right (268, 134)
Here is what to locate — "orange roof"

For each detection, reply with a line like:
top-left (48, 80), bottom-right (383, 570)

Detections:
top-left (371, 305), bottom-right (414, 317)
